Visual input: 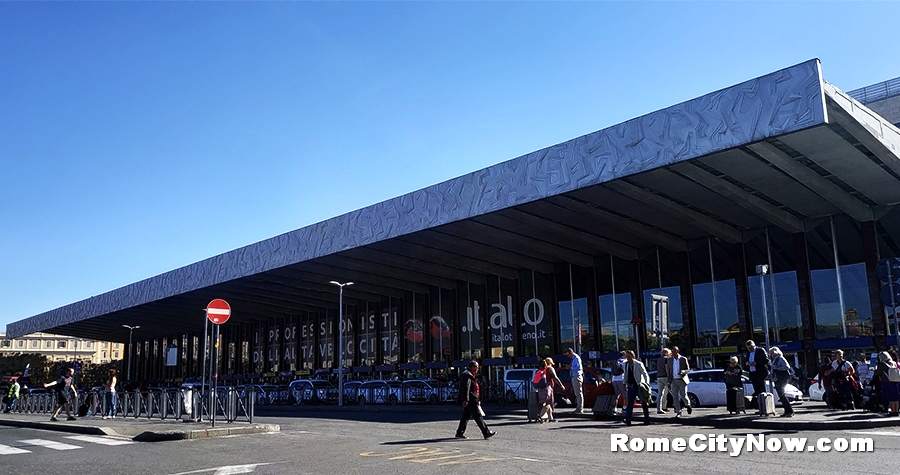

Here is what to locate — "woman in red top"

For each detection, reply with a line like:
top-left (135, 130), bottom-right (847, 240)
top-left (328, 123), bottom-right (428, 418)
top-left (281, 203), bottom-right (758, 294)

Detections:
top-left (537, 357), bottom-right (565, 423)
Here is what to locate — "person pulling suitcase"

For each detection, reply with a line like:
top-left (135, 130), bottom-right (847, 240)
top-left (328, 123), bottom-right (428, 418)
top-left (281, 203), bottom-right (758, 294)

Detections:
top-left (724, 356), bottom-right (745, 414)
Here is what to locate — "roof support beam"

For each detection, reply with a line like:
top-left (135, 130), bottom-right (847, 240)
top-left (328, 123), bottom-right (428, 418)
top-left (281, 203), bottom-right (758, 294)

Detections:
top-left (746, 141), bottom-right (873, 222)
top-left (604, 180), bottom-right (743, 243)
top-left (366, 240), bottom-right (519, 280)
top-left (472, 209), bottom-right (638, 260)
top-left (401, 231), bottom-right (556, 274)
top-left (439, 220), bottom-right (596, 268)
top-left (544, 196), bottom-right (688, 252)
top-left (670, 163), bottom-right (804, 233)
top-left (340, 247), bottom-right (488, 285)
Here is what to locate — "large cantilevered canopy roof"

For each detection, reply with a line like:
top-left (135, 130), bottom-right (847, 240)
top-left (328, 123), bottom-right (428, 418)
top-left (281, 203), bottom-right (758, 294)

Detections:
top-left (8, 59), bottom-right (900, 342)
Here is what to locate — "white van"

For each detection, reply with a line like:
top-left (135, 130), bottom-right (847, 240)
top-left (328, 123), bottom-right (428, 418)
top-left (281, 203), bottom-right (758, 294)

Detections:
top-left (503, 368), bottom-right (537, 403)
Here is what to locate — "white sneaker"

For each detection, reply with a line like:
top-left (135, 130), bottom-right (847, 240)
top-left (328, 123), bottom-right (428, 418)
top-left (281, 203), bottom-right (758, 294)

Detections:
top-left (102, 416), bottom-right (108, 420)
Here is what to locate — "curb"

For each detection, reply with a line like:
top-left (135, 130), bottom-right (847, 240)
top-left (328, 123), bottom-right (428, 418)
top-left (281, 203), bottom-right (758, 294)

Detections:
top-left (0, 418), bottom-right (106, 436)
top-left (132, 424), bottom-right (280, 442)
top-left (675, 415), bottom-right (900, 431)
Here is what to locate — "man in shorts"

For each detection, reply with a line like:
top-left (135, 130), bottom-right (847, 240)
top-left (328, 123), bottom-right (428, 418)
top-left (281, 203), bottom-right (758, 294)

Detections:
top-left (44, 368), bottom-right (78, 421)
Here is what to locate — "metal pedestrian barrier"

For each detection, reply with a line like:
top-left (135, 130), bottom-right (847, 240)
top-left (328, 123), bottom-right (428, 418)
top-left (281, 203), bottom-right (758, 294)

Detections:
top-left (9, 387), bottom-right (253, 423)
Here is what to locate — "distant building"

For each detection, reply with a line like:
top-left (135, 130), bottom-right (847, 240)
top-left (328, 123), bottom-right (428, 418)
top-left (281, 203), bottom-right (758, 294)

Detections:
top-left (0, 331), bottom-right (120, 364)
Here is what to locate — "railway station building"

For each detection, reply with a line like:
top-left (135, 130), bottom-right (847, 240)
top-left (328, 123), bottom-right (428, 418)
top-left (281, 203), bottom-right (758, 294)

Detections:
top-left (8, 59), bottom-right (900, 385)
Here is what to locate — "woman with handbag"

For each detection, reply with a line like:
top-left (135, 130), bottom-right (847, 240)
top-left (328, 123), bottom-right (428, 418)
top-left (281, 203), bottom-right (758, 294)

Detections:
top-left (536, 358), bottom-right (565, 423)
top-left (769, 347), bottom-right (795, 417)
top-left (874, 351), bottom-right (900, 416)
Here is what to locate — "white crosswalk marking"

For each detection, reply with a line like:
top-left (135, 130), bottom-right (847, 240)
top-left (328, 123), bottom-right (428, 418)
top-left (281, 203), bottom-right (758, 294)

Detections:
top-left (65, 435), bottom-right (135, 446)
top-left (20, 438), bottom-right (81, 450)
top-left (0, 444), bottom-right (31, 455)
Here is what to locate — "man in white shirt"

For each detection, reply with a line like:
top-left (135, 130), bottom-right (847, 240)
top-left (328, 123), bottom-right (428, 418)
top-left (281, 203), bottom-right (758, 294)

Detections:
top-left (667, 346), bottom-right (692, 418)
top-left (565, 348), bottom-right (585, 414)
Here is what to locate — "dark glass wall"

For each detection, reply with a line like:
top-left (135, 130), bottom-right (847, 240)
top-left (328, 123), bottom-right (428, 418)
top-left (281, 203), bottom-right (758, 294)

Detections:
top-left (299, 311), bottom-right (317, 370)
top-left (457, 282), bottom-right (485, 360)
top-left (486, 276), bottom-right (518, 358)
top-left (519, 270), bottom-right (553, 357)
top-left (404, 293), bottom-right (426, 363)
top-left (429, 288), bottom-right (454, 363)
top-left (596, 255), bottom-right (634, 352)
top-left (358, 302), bottom-right (378, 366)
top-left (379, 297), bottom-right (400, 364)
top-left (641, 248), bottom-right (684, 350)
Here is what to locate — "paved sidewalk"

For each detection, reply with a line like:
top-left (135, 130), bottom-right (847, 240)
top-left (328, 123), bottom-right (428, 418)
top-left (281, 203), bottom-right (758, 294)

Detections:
top-left (4, 402), bottom-right (897, 440)
top-left (254, 400), bottom-right (900, 431)
top-left (573, 404), bottom-right (900, 430)
top-left (0, 412), bottom-right (279, 442)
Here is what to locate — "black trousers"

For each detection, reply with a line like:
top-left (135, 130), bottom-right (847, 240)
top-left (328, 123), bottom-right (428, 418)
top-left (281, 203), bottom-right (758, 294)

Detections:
top-left (749, 375), bottom-right (767, 400)
top-left (456, 403), bottom-right (489, 436)
top-left (774, 379), bottom-right (794, 414)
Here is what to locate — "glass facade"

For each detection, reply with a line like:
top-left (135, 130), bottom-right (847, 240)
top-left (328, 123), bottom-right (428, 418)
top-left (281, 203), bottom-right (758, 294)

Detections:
top-left (358, 303), bottom-right (378, 366)
top-left (519, 270), bottom-right (553, 357)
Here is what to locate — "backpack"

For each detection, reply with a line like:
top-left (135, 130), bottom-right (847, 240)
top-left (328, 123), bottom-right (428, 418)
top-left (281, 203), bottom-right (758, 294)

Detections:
top-left (888, 362), bottom-right (900, 383)
top-left (532, 369), bottom-right (548, 389)
top-left (611, 360), bottom-right (625, 376)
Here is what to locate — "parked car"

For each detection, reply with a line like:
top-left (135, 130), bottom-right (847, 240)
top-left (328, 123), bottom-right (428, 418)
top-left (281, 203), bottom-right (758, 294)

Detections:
top-left (503, 369), bottom-right (537, 403)
top-left (400, 379), bottom-right (457, 404)
top-left (341, 380), bottom-right (363, 403)
top-left (553, 367), bottom-right (616, 409)
top-left (289, 379), bottom-right (337, 405)
top-left (356, 380), bottom-right (402, 405)
top-left (239, 384), bottom-right (278, 405)
top-left (808, 379), bottom-right (827, 402)
top-left (649, 369), bottom-right (805, 407)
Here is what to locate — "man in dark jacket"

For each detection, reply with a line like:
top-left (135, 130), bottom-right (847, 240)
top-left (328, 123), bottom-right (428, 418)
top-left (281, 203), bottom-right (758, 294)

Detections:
top-left (746, 340), bottom-right (770, 405)
top-left (455, 361), bottom-right (496, 439)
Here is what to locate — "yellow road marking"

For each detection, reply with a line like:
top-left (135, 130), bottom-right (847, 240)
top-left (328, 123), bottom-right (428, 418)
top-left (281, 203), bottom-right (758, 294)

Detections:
top-left (359, 446), bottom-right (506, 466)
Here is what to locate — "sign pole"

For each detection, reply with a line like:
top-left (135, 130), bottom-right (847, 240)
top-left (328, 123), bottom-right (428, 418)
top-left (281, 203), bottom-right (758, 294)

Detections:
top-left (890, 264), bottom-right (899, 344)
top-left (203, 299), bottom-right (232, 425)
top-left (200, 317), bottom-right (208, 423)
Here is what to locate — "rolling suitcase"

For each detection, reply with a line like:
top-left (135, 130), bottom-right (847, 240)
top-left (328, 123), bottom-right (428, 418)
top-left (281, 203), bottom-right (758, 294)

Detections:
top-left (527, 391), bottom-right (542, 422)
top-left (727, 387), bottom-right (746, 414)
top-left (592, 394), bottom-right (616, 419)
top-left (758, 392), bottom-right (776, 416)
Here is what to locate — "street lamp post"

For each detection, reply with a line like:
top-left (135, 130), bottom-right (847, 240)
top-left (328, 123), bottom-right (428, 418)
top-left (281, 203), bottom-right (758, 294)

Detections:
top-left (330, 281), bottom-right (353, 407)
top-left (122, 325), bottom-right (140, 382)
top-left (756, 264), bottom-right (772, 401)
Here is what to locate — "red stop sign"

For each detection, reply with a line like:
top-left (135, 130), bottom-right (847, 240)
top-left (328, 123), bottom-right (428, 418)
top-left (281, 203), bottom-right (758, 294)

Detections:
top-left (206, 299), bottom-right (231, 324)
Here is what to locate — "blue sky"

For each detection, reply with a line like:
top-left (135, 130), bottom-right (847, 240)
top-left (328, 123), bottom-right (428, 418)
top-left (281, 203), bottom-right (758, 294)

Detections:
top-left (2, 1), bottom-right (898, 332)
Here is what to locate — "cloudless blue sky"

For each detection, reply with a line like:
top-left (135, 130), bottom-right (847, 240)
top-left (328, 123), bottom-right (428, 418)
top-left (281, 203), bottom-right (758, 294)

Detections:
top-left (2, 1), bottom-right (898, 332)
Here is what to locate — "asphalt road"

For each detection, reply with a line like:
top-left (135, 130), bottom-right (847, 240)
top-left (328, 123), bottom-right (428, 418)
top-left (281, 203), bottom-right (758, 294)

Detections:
top-left (3, 407), bottom-right (899, 474)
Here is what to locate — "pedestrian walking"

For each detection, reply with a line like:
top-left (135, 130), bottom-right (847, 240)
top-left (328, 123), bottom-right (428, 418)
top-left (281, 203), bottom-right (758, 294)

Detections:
top-left (827, 349), bottom-right (856, 410)
top-left (622, 350), bottom-right (651, 426)
top-left (667, 346), bottom-right (692, 418)
top-left (656, 348), bottom-right (671, 414)
top-left (874, 351), bottom-right (900, 416)
top-left (3, 377), bottom-right (20, 413)
top-left (565, 348), bottom-right (585, 414)
top-left (45, 368), bottom-right (78, 422)
top-left (745, 340), bottom-right (769, 406)
top-left (769, 347), bottom-right (795, 417)
top-left (103, 369), bottom-right (118, 419)
top-left (818, 355), bottom-right (835, 409)
top-left (455, 361), bottom-right (496, 440)
top-left (611, 351), bottom-right (627, 415)
top-left (537, 357), bottom-right (565, 423)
